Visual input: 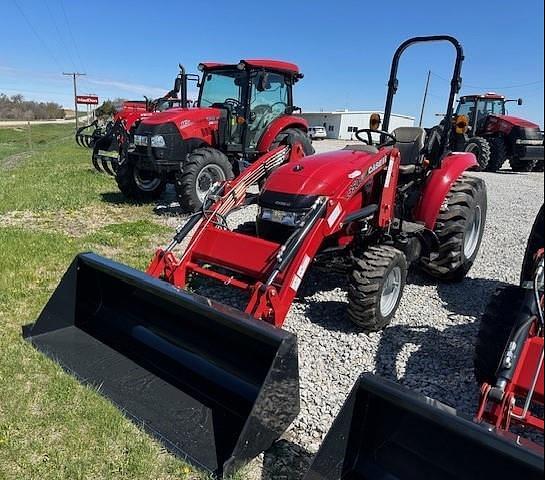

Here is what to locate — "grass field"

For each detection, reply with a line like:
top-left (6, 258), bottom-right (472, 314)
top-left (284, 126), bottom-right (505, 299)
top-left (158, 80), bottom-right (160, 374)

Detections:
top-left (0, 124), bottom-right (244, 479)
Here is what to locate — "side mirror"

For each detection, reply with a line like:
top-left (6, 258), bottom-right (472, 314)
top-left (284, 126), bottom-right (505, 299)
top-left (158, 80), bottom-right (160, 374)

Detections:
top-left (174, 76), bottom-right (182, 94)
top-left (256, 73), bottom-right (270, 92)
top-left (518, 98), bottom-right (523, 106)
top-left (369, 113), bottom-right (382, 131)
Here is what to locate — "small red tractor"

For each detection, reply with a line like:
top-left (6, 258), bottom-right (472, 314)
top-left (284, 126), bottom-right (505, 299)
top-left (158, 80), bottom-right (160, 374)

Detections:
top-left (475, 204), bottom-right (544, 438)
top-left (75, 65), bottom-right (194, 175)
top-left (147, 35), bottom-right (487, 331)
top-left (118, 59), bottom-right (313, 210)
top-left (456, 93), bottom-right (544, 172)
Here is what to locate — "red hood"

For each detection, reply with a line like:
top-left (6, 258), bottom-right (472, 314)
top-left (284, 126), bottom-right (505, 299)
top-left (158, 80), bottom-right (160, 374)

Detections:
top-left (264, 149), bottom-right (383, 197)
top-left (494, 115), bottom-right (540, 129)
top-left (138, 107), bottom-right (221, 126)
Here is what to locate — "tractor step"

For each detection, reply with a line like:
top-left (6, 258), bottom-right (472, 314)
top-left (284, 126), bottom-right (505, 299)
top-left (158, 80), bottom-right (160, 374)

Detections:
top-left (23, 253), bottom-right (299, 478)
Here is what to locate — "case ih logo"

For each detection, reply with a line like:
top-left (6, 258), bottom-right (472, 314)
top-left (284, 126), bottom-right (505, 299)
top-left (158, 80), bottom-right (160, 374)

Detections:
top-left (76, 95), bottom-right (99, 105)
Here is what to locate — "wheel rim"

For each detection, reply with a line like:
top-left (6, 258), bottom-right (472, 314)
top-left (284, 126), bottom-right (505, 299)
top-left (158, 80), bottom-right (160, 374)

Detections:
top-left (464, 205), bottom-right (482, 258)
top-left (133, 167), bottom-right (161, 192)
top-left (196, 164), bottom-right (227, 202)
top-left (380, 266), bottom-right (402, 317)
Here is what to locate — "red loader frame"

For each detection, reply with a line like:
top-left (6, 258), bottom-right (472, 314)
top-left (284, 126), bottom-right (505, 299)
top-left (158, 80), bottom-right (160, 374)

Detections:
top-left (477, 248), bottom-right (544, 435)
top-left (147, 144), bottom-right (401, 328)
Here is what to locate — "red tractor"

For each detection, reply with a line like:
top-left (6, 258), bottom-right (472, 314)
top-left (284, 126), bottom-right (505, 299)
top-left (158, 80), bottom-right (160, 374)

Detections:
top-left (456, 93), bottom-right (544, 172)
top-left (75, 66), bottom-right (193, 175)
top-left (147, 35), bottom-right (487, 331)
top-left (118, 59), bottom-right (313, 210)
top-left (475, 205), bottom-right (544, 437)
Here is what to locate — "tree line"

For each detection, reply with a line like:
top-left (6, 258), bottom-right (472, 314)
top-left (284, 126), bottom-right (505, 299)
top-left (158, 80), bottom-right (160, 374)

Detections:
top-left (0, 93), bottom-right (65, 120)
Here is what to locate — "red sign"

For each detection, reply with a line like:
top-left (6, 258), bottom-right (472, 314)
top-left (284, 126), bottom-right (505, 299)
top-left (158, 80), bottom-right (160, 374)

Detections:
top-left (76, 95), bottom-right (99, 105)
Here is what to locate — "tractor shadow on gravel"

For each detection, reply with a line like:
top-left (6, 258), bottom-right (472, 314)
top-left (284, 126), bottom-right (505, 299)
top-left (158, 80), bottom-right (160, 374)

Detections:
top-left (260, 439), bottom-right (314, 480)
top-left (100, 186), bottom-right (183, 216)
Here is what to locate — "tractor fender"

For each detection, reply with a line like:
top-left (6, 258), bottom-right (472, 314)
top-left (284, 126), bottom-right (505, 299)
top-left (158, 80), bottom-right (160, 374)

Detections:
top-left (414, 152), bottom-right (479, 229)
top-left (257, 115), bottom-right (309, 152)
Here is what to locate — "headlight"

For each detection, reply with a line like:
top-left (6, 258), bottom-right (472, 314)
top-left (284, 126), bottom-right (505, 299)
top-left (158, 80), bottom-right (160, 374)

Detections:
top-left (259, 208), bottom-right (306, 227)
top-left (151, 135), bottom-right (166, 148)
top-left (134, 134), bottom-right (148, 146)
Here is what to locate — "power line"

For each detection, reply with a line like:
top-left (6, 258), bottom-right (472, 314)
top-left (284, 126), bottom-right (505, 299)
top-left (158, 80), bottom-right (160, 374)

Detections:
top-left (430, 71), bottom-right (544, 91)
top-left (59, 0), bottom-right (87, 74)
top-left (13, 0), bottom-right (65, 71)
top-left (44, 0), bottom-right (78, 71)
top-left (63, 72), bottom-right (86, 129)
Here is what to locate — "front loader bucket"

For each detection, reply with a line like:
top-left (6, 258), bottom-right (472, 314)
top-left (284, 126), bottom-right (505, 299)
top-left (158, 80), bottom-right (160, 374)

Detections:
top-left (304, 375), bottom-right (543, 480)
top-left (23, 253), bottom-right (299, 477)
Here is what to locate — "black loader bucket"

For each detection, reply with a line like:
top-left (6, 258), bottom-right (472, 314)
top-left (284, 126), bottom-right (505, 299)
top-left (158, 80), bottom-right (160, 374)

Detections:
top-left (23, 253), bottom-right (300, 477)
top-left (304, 375), bottom-right (543, 480)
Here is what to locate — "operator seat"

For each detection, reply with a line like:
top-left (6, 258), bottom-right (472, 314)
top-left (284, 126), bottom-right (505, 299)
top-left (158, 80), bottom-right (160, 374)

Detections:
top-left (392, 127), bottom-right (426, 173)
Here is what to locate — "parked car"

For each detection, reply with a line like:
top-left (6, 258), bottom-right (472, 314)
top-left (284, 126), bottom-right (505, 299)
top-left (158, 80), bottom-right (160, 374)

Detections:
top-left (308, 125), bottom-right (327, 140)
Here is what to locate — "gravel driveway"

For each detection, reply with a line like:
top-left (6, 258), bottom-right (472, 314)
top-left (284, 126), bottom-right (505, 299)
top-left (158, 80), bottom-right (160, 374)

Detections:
top-left (162, 140), bottom-right (545, 479)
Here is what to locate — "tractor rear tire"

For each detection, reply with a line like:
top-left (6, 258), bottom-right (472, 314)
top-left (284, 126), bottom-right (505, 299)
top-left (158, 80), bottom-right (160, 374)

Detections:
top-left (422, 175), bottom-right (487, 282)
top-left (487, 137), bottom-right (507, 172)
top-left (175, 148), bottom-right (234, 212)
top-left (347, 245), bottom-right (407, 332)
top-left (272, 128), bottom-right (315, 156)
top-left (474, 286), bottom-right (521, 385)
top-left (464, 137), bottom-right (491, 171)
top-left (509, 157), bottom-right (538, 172)
top-left (115, 158), bottom-right (166, 202)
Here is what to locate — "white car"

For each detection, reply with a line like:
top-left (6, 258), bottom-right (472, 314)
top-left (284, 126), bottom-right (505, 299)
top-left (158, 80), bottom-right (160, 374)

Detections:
top-left (308, 126), bottom-right (327, 140)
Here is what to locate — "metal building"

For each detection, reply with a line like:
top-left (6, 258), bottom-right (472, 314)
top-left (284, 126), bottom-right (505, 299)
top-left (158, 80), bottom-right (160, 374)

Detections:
top-left (300, 110), bottom-right (415, 140)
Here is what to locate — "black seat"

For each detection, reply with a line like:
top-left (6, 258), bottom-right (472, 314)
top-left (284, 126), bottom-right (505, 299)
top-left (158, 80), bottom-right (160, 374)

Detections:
top-left (393, 127), bottom-right (426, 166)
top-left (343, 144), bottom-right (379, 154)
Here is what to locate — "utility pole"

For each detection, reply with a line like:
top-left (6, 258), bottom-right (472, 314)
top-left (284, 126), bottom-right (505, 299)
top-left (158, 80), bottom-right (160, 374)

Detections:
top-left (63, 72), bottom-right (86, 129)
top-left (418, 70), bottom-right (431, 127)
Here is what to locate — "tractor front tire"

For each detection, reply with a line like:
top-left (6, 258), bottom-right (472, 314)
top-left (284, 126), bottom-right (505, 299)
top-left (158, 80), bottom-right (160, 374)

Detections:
top-left (115, 159), bottom-right (166, 202)
top-left (272, 128), bottom-right (315, 156)
top-left (464, 137), bottom-right (491, 171)
top-left (474, 286), bottom-right (521, 385)
top-left (348, 245), bottom-right (407, 332)
top-left (509, 157), bottom-right (538, 172)
top-left (422, 175), bottom-right (487, 282)
top-left (175, 148), bottom-right (234, 212)
top-left (487, 137), bottom-right (507, 172)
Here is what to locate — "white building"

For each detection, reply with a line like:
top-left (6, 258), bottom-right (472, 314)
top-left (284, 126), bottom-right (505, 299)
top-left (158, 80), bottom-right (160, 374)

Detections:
top-left (300, 110), bottom-right (415, 140)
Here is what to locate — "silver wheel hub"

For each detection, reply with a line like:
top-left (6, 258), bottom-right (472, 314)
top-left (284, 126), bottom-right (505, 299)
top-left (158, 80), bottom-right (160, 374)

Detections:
top-left (464, 205), bottom-right (482, 258)
top-left (133, 167), bottom-right (161, 192)
top-left (380, 266), bottom-right (402, 317)
top-left (196, 164), bottom-right (227, 202)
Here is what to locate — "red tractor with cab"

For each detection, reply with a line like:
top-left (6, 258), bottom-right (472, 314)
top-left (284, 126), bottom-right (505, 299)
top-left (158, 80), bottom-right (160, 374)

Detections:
top-left (119, 59), bottom-right (313, 210)
top-left (456, 93), bottom-right (544, 172)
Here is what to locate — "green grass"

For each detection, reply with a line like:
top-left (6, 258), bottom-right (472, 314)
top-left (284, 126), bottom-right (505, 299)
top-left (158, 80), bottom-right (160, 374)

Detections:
top-left (0, 126), bottom-right (247, 479)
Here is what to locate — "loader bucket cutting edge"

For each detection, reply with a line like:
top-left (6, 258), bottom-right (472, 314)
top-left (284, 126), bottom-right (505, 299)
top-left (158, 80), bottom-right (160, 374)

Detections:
top-left (23, 253), bottom-right (300, 477)
top-left (304, 375), bottom-right (543, 480)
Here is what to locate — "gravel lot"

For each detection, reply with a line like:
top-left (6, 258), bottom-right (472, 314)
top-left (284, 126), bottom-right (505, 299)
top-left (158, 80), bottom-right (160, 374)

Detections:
top-left (163, 140), bottom-right (544, 479)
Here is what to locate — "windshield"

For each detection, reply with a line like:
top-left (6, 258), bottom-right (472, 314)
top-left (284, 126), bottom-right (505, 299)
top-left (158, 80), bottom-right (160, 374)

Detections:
top-left (199, 70), bottom-right (246, 107)
top-left (457, 97), bottom-right (505, 127)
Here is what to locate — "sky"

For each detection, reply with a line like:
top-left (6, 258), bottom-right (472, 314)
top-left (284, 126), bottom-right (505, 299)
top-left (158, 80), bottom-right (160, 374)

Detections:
top-left (0, 0), bottom-right (543, 127)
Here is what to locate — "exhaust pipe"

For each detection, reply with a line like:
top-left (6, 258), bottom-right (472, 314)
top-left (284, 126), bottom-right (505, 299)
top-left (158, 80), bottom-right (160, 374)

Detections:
top-left (304, 375), bottom-right (543, 480)
top-left (23, 253), bottom-right (300, 477)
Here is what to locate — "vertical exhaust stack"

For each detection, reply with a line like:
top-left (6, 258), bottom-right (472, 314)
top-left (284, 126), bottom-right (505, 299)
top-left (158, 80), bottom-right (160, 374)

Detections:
top-left (304, 375), bottom-right (543, 480)
top-left (23, 253), bottom-right (300, 478)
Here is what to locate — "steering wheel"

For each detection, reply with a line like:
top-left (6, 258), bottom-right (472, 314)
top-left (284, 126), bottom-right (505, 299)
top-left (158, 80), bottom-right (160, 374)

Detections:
top-left (355, 129), bottom-right (397, 149)
top-left (224, 98), bottom-right (242, 108)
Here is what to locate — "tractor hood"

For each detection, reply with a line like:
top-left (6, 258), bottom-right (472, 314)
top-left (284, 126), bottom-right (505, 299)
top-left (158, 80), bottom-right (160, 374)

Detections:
top-left (263, 148), bottom-right (383, 198)
top-left (492, 115), bottom-right (540, 130)
top-left (139, 107), bottom-right (221, 128)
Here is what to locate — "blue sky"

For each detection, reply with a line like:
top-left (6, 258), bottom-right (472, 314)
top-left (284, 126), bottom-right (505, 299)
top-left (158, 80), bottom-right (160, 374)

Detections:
top-left (1, 0), bottom-right (543, 126)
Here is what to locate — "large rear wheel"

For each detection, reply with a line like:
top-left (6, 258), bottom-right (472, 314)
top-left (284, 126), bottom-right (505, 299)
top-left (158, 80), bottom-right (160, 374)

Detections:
top-left (474, 286), bottom-right (521, 385)
top-left (422, 175), bottom-right (487, 282)
top-left (348, 245), bottom-right (407, 332)
top-left (115, 158), bottom-right (166, 201)
top-left (272, 128), bottom-right (315, 155)
top-left (509, 157), bottom-right (538, 172)
top-left (465, 137), bottom-right (491, 171)
top-left (487, 137), bottom-right (507, 172)
top-left (175, 147), bottom-right (234, 212)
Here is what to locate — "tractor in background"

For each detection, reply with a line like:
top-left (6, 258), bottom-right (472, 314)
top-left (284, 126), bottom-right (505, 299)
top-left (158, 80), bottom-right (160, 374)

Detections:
top-left (456, 93), bottom-right (544, 172)
top-left (75, 66), bottom-right (196, 175)
top-left (119, 59), bottom-right (313, 210)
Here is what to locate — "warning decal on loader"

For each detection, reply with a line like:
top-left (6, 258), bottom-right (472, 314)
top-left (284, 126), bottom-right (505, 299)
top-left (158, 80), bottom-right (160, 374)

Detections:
top-left (291, 254), bottom-right (312, 292)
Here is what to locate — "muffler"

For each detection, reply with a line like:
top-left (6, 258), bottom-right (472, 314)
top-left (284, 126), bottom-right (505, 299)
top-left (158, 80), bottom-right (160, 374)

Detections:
top-left (23, 253), bottom-right (300, 477)
top-left (304, 375), bottom-right (543, 480)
